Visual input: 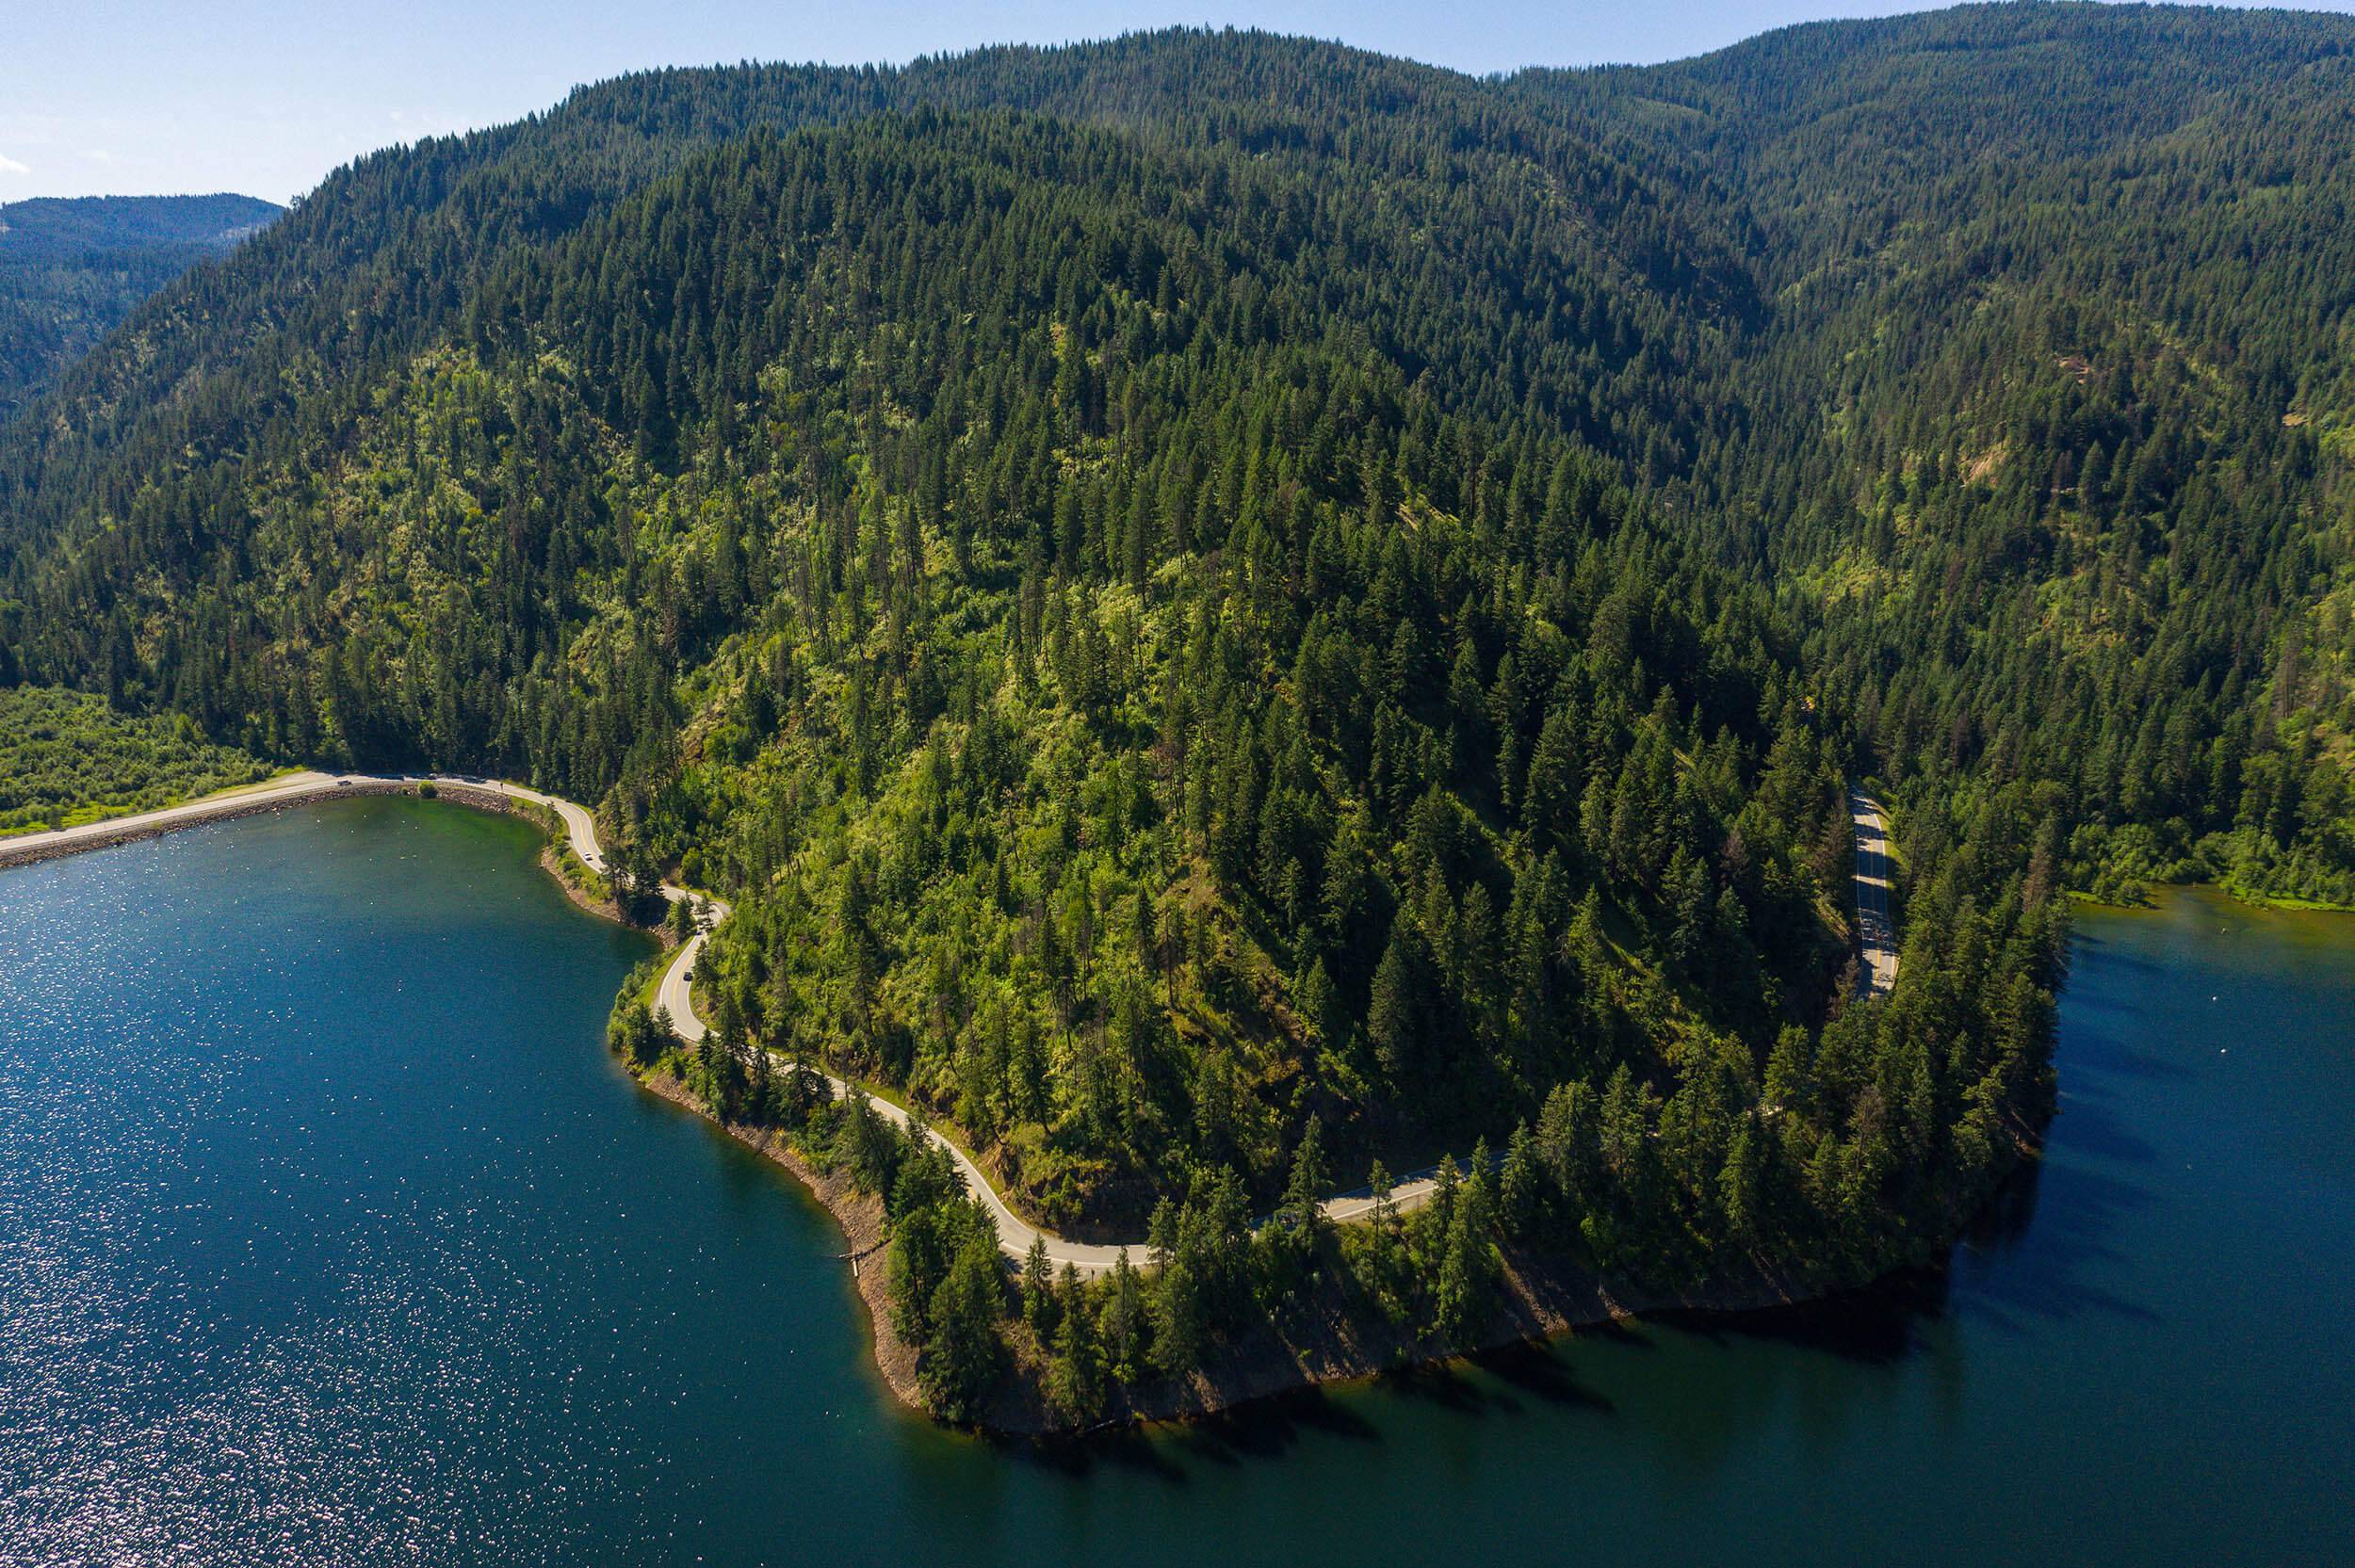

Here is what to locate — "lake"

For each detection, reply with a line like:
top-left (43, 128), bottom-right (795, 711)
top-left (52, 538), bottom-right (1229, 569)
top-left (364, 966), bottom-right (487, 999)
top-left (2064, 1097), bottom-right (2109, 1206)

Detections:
top-left (2, 798), bottom-right (2348, 1564)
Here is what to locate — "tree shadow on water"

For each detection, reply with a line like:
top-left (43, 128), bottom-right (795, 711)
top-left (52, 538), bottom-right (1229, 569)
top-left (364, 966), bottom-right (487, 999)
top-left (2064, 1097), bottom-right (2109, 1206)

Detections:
top-left (993, 1337), bottom-right (1627, 1485)
top-left (1372, 1357), bottom-right (1523, 1418)
top-left (1649, 1266), bottom-right (1952, 1368)
top-left (1953, 1153), bottom-right (2163, 1334)
top-left (997, 1382), bottom-right (1382, 1482)
top-left (1352, 1336), bottom-right (1619, 1424)
top-left (994, 1424), bottom-right (1192, 1484)
top-left (1169, 1386), bottom-right (1383, 1466)
top-left (1647, 1134), bottom-right (2155, 1370)
top-left (1463, 1339), bottom-right (1616, 1414)
top-left (2075, 1040), bottom-right (2196, 1082)
top-left (2048, 1080), bottom-right (2162, 1166)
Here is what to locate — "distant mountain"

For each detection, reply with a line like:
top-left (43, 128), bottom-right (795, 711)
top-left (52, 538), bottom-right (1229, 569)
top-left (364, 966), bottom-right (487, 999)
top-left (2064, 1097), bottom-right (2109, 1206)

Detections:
top-left (0, 193), bottom-right (280, 257)
top-left (0, 193), bottom-right (280, 420)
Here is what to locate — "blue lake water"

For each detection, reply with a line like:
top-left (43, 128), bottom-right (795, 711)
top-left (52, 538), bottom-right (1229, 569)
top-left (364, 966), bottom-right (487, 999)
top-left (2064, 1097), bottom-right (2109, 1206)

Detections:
top-left (2, 797), bottom-right (2348, 1564)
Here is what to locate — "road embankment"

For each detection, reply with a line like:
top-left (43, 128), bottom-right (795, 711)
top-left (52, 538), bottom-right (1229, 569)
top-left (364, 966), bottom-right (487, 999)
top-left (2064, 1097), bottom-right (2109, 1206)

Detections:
top-left (625, 1047), bottom-right (1832, 1434)
top-left (0, 773), bottom-right (590, 876)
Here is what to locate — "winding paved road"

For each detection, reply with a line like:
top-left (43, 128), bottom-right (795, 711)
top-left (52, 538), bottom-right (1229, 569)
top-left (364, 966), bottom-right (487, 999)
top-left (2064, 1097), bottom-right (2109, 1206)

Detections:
top-left (0, 769), bottom-right (605, 872)
top-left (652, 900), bottom-right (1451, 1276)
top-left (1849, 787), bottom-right (1901, 999)
top-left (6, 768), bottom-right (1905, 1276)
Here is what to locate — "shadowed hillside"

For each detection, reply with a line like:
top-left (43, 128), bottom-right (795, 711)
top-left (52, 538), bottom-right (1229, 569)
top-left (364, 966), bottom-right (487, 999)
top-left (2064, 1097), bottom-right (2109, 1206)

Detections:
top-left (0, 193), bottom-right (279, 420)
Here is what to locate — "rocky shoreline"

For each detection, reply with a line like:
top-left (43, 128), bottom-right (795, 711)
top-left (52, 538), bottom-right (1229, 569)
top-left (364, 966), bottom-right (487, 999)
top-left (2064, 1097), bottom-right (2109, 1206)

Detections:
top-left (625, 1055), bottom-right (1857, 1437)
top-left (0, 774), bottom-right (1931, 1438)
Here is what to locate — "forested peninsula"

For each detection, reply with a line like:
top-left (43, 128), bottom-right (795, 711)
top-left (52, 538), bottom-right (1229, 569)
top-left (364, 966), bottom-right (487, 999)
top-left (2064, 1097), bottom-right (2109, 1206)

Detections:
top-left (2, 6), bottom-right (2349, 1429)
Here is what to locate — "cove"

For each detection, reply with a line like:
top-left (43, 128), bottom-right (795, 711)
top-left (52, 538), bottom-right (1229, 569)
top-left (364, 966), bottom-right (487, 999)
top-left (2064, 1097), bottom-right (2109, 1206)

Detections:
top-left (2, 797), bottom-right (2348, 1565)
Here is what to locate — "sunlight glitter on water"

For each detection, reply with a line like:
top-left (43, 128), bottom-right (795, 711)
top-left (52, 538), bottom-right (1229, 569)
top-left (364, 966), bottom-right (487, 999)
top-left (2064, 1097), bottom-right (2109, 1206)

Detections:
top-left (3, 805), bottom-right (2350, 1567)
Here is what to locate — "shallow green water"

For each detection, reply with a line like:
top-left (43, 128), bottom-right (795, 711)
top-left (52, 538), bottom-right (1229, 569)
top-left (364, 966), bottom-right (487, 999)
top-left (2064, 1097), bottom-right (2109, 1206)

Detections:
top-left (2, 799), bottom-right (2348, 1565)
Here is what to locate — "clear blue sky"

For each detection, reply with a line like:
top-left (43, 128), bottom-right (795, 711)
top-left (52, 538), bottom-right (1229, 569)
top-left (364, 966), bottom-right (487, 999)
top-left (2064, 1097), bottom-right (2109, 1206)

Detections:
top-left (2, 0), bottom-right (2346, 202)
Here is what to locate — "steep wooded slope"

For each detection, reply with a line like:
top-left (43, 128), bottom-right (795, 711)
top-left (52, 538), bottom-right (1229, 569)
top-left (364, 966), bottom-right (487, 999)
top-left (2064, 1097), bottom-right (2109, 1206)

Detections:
top-left (1527, 5), bottom-right (2355, 900)
top-left (0, 193), bottom-right (278, 421)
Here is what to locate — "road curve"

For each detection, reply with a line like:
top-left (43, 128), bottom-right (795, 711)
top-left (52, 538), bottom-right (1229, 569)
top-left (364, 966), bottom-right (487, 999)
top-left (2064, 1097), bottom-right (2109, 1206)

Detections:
top-left (0, 769), bottom-right (607, 873)
top-left (1849, 787), bottom-right (1901, 999)
top-left (0, 767), bottom-right (1459, 1277)
top-left (653, 913), bottom-right (1452, 1276)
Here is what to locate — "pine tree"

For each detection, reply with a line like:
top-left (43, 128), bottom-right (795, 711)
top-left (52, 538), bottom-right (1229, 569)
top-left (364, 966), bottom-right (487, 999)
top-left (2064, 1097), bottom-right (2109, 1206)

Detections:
top-left (1022, 1235), bottom-right (1058, 1338)
top-left (1499, 1120), bottom-right (1539, 1239)
top-left (1101, 1248), bottom-right (1146, 1382)
top-left (1047, 1263), bottom-right (1103, 1425)
top-left (1284, 1114), bottom-right (1331, 1250)
top-left (1368, 913), bottom-right (1422, 1081)
top-left (1721, 1119), bottom-right (1766, 1245)
top-left (920, 1233), bottom-right (1009, 1423)
top-left (1150, 1259), bottom-right (1205, 1381)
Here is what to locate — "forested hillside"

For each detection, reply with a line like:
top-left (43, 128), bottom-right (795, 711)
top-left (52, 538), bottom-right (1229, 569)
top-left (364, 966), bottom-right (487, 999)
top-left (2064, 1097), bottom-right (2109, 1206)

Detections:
top-left (0, 194), bottom-right (278, 422)
top-left (1527, 5), bottom-right (2355, 904)
top-left (0, 4), bottom-right (2342, 1417)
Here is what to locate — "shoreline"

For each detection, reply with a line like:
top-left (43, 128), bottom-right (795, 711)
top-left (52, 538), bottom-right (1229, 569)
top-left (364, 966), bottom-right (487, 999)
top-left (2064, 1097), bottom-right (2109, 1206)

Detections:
top-left (0, 772), bottom-right (353, 872)
top-left (631, 1070), bottom-right (933, 1414)
top-left (2070, 881), bottom-right (2355, 915)
top-left (0, 768), bottom-right (2007, 1436)
top-left (625, 1052), bottom-right (1898, 1436)
top-left (537, 837), bottom-right (661, 932)
top-left (0, 771), bottom-right (663, 926)
top-left (0, 773), bottom-right (557, 873)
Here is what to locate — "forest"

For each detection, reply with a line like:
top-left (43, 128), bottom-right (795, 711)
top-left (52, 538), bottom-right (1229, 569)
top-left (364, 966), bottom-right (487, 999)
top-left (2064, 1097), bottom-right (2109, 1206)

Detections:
top-left (0, 6), bottom-right (2343, 1420)
top-left (0, 194), bottom-right (279, 424)
top-left (0, 685), bottom-right (274, 836)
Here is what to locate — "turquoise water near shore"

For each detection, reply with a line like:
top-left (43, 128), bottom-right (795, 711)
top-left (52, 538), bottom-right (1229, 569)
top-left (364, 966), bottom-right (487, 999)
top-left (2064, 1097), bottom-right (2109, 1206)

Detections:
top-left (2, 797), bottom-right (2349, 1565)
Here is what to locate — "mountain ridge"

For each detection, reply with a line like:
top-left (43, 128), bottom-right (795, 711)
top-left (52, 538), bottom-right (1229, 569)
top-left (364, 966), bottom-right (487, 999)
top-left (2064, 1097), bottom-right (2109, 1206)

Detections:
top-left (0, 192), bottom-right (281, 422)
